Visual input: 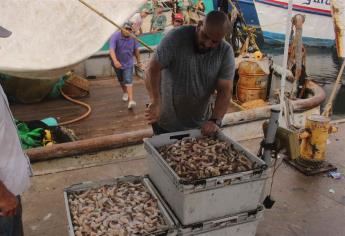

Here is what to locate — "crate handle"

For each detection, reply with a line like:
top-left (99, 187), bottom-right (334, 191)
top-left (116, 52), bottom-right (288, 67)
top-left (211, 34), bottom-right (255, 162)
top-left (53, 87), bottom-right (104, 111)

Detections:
top-left (169, 134), bottom-right (190, 140)
top-left (192, 179), bottom-right (207, 186)
top-left (211, 215), bottom-right (239, 226)
top-left (190, 222), bottom-right (204, 230)
top-left (66, 181), bottom-right (93, 190)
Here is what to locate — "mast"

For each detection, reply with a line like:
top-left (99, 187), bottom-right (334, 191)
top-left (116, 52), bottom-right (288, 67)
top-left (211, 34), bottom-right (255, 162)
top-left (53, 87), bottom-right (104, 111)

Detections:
top-left (330, 0), bottom-right (345, 59)
top-left (278, 0), bottom-right (294, 124)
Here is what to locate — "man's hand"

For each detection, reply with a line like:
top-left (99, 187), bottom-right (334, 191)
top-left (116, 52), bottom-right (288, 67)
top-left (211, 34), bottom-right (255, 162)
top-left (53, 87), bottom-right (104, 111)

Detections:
top-left (114, 60), bottom-right (122, 69)
top-left (145, 103), bottom-right (160, 124)
top-left (0, 188), bottom-right (18, 217)
top-left (137, 61), bottom-right (143, 69)
top-left (201, 121), bottom-right (219, 136)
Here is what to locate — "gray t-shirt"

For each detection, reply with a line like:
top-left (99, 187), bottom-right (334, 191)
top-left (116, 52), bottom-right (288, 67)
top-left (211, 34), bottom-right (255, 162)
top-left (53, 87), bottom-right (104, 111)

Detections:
top-left (155, 25), bottom-right (235, 132)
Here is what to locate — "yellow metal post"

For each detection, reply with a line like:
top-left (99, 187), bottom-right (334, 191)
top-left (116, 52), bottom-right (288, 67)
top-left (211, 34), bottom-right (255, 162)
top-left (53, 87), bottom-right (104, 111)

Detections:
top-left (299, 115), bottom-right (337, 162)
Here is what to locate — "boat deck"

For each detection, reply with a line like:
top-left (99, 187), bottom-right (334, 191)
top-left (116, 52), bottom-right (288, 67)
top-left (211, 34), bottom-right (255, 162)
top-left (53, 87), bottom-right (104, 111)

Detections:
top-left (10, 76), bottom-right (239, 141)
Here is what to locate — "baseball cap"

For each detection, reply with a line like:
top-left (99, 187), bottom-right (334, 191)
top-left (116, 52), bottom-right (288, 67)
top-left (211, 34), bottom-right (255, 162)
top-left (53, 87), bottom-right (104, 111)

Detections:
top-left (123, 22), bottom-right (133, 30)
top-left (0, 26), bottom-right (12, 38)
top-left (174, 13), bottom-right (184, 21)
top-left (142, 8), bottom-right (150, 14)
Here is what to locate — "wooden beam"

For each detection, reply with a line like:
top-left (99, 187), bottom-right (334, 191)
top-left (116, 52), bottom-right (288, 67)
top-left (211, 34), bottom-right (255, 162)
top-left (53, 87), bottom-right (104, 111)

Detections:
top-left (27, 129), bottom-right (153, 162)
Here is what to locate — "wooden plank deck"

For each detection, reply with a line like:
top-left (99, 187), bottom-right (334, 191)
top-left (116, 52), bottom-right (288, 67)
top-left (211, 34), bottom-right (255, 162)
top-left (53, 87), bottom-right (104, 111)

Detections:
top-left (11, 77), bottom-right (151, 140)
top-left (11, 77), bottom-right (239, 140)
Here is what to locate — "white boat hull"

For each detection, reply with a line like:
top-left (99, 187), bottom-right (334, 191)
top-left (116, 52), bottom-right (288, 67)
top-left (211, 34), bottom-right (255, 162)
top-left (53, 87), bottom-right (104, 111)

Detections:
top-left (254, 0), bottom-right (335, 47)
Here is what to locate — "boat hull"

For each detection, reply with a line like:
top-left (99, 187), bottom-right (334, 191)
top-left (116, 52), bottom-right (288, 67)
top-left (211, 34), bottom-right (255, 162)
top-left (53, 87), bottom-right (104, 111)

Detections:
top-left (254, 0), bottom-right (335, 47)
top-left (237, 0), bottom-right (261, 27)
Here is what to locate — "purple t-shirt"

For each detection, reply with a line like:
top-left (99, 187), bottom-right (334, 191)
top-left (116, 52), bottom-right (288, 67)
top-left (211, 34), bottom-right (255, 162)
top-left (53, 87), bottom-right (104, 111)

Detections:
top-left (109, 31), bottom-right (140, 69)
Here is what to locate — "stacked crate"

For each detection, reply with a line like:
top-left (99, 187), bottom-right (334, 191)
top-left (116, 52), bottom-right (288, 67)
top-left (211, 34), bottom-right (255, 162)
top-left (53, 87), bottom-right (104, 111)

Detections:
top-left (144, 129), bottom-right (269, 235)
top-left (64, 129), bottom-right (268, 235)
top-left (64, 176), bottom-right (178, 236)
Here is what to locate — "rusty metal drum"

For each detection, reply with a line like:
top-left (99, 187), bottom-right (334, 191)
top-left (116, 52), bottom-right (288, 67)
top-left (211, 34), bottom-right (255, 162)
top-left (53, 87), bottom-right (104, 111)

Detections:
top-left (237, 61), bottom-right (269, 103)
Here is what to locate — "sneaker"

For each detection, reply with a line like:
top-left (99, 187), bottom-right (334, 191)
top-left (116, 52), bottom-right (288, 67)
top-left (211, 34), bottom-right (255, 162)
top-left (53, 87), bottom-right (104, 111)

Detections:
top-left (128, 100), bottom-right (137, 109)
top-left (122, 93), bottom-right (129, 102)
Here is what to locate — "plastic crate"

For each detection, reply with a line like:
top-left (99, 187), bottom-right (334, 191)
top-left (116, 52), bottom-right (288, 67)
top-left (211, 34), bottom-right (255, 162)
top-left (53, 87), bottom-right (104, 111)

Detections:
top-left (144, 129), bottom-right (268, 225)
top-left (64, 176), bottom-right (177, 236)
top-left (178, 206), bottom-right (264, 236)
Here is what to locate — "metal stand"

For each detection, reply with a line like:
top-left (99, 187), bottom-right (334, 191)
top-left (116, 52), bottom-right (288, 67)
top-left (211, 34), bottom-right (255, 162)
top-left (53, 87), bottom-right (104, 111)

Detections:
top-left (284, 157), bottom-right (337, 176)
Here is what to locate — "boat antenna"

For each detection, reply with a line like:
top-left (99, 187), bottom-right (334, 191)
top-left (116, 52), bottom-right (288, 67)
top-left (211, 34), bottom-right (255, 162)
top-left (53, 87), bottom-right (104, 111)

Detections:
top-left (78, 0), bottom-right (154, 53)
top-left (279, 0), bottom-right (294, 124)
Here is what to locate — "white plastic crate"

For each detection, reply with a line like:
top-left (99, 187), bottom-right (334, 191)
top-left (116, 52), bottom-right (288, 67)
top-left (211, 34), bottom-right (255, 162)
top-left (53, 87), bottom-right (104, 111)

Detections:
top-left (144, 129), bottom-right (268, 225)
top-left (64, 176), bottom-right (177, 236)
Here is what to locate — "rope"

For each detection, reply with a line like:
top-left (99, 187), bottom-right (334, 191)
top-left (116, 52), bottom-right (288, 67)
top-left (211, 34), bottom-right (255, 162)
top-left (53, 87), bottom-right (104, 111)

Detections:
top-left (78, 0), bottom-right (154, 53)
top-left (260, 22), bottom-right (286, 28)
top-left (322, 60), bottom-right (345, 117)
top-left (228, 0), bottom-right (247, 26)
top-left (58, 88), bottom-right (92, 126)
top-left (269, 158), bottom-right (284, 196)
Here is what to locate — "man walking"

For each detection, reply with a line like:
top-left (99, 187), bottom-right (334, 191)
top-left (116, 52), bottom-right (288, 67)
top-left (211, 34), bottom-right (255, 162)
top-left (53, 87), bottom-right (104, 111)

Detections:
top-left (145, 11), bottom-right (235, 135)
top-left (109, 22), bottom-right (141, 109)
top-left (0, 25), bottom-right (31, 236)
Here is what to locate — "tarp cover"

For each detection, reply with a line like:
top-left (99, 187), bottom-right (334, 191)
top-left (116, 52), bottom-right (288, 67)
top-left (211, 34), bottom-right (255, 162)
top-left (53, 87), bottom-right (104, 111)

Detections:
top-left (0, 0), bottom-right (144, 79)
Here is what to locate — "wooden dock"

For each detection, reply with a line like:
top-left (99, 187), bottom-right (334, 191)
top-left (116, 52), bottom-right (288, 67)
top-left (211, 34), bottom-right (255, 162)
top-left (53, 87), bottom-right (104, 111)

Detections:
top-left (11, 77), bottom-right (151, 140)
top-left (11, 76), bottom-right (240, 141)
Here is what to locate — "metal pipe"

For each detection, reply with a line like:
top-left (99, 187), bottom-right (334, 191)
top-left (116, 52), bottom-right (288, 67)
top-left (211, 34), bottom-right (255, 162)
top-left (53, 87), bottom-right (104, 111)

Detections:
top-left (263, 107), bottom-right (280, 166)
top-left (292, 80), bottom-right (326, 111)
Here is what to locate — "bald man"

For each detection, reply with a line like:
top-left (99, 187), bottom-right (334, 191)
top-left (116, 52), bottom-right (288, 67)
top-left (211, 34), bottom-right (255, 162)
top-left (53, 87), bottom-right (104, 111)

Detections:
top-left (145, 11), bottom-right (235, 135)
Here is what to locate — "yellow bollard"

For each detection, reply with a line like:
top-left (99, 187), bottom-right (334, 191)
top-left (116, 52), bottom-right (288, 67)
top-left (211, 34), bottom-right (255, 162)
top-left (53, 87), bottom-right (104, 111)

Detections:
top-left (299, 115), bottom-right (337, 162)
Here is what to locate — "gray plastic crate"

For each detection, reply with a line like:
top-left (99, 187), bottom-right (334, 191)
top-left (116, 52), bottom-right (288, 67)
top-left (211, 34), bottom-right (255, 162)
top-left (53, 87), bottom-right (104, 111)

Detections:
top-left (144, 129), bottom-right (268, 225)
top-left (148, 171), bottom-right (264, 236)
top-left (64, 176), bottom-right (177, 236)
top-left (178, 206), bottom-right (263, 236)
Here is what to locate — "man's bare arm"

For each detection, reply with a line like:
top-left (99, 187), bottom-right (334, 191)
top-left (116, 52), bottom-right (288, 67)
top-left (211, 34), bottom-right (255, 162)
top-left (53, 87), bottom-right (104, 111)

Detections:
top-left (135, 48), bottom-right (141, 65)
top-left (109, 49), bottom-right (122, 68)
top-left (212, 79), bottom-right (233, 120)
top-left (201, 79), bottom-right (232, 136)
top-left (145, 57), bottom-right (163, 102)
top-left (144, 58), bottom-right (163, 124)
top-left (0, 181), bottom-right (18, 216)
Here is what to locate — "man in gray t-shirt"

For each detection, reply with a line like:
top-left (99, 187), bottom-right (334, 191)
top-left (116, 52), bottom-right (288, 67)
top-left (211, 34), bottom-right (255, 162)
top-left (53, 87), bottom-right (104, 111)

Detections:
top-left (145, 11), bottom-right (235, 135)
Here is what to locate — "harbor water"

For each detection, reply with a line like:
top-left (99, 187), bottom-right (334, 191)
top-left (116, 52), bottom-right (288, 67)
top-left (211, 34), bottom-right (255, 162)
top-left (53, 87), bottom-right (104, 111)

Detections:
top-left (263, 45), bottom-right (345, 119)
